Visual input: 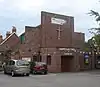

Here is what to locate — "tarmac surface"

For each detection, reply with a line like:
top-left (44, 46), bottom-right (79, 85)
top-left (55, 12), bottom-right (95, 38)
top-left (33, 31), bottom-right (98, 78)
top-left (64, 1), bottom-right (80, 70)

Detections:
top-left (0, 71), bottom-right (100, 87)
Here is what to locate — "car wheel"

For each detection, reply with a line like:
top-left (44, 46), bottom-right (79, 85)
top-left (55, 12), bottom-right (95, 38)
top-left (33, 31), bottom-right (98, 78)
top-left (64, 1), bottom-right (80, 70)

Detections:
top-left (11, 71), bottom-right (15, 77)
top-left (26, 73), bottom-right (30, 76)
top-left (44, 71), bottom-right (48, 75)
top-left (42, 71), bottom-right (47, 75)
top-left (4, 70), bottom-right (7, 74)
top-left (32, 71), bottom-right (36, 74)
top-left (42, 71), bottom-right (45, 75)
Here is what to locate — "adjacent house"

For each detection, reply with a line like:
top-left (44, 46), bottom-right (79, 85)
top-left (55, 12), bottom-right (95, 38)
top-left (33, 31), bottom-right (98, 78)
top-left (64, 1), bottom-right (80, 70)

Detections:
top-left (0, 27), bottom-right (20, 62)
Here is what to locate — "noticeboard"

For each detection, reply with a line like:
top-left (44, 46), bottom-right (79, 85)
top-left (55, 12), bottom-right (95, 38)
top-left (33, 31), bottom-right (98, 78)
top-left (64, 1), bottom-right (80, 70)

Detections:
top-left (84, 53), bottom-right (89, 64)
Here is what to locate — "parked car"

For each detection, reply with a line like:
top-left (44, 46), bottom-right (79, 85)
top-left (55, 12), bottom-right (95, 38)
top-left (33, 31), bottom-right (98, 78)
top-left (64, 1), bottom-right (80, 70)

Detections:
top-left (30, 62), bottom-right (48, 75)
top-left (3, 59), bottom-right (30, 77)
top-left (0, 61), bottom-right (3, 71)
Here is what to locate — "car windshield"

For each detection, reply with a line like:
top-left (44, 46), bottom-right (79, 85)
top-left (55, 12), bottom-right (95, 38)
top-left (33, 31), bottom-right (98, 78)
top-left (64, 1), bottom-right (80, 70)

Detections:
top-left (16, 60), bottom-right (29, 66)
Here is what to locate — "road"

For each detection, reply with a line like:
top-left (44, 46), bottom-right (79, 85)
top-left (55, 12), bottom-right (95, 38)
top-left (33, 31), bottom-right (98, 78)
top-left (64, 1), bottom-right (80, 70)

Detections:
top-left (0, 71), bottom-right (100, 87)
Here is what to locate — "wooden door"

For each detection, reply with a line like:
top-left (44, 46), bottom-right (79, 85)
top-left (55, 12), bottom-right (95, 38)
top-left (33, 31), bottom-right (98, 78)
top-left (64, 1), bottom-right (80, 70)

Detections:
top-left (61, 56), bottom-right (73, 72)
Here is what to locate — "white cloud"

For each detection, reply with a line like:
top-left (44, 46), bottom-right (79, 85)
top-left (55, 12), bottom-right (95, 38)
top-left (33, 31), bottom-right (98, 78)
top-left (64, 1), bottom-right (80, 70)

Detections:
top-left (20, 20), bottom-right (24, 22)
top-left (0, 0), bottom-right (99, 41)
top-left (14, 0), bottom-right (44, 11)
top-left (0, 0), bottom-right (4, 2)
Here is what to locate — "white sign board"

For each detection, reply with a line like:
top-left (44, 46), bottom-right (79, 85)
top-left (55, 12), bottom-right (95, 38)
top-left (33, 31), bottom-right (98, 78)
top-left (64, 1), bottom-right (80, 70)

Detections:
top-left (22, 58), bottom-right (31, 62)
top-left (64, 53), bottom-right (73, 55)
top-left (51, 17), bottom-right (66, 25)
top-left (59, 48), bottom-right (75, 51)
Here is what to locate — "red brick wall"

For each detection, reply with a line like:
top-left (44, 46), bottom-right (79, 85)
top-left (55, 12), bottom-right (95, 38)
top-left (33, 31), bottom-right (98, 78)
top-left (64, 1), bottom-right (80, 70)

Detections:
top-left (41, 48), bottom-right (61, 72)
top-left (72, 32), bottom-right (85, 49)
top-left (19, 26), bottom-right (41, 57)
top-left (41, 11), bottom-right (74, 48)
top-left (16, 11), bottom-right (85, 72)
top-left (1, 34), bottom-right (19, 50)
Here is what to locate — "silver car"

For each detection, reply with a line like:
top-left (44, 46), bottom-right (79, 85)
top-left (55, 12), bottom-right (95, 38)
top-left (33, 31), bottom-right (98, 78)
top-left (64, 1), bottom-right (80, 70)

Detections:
top-left (3, 59), bottom-right (30, 77)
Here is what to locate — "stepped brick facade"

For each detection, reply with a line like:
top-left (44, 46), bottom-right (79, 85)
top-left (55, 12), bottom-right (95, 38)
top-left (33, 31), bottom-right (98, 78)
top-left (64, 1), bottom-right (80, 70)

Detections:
top-left (19, 11), bottom-right (85, 72)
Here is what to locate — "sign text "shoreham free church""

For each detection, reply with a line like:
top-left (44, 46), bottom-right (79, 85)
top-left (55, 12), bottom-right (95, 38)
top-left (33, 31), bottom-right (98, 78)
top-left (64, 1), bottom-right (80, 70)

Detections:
top-left (51, 17), bottom-right (66, 25)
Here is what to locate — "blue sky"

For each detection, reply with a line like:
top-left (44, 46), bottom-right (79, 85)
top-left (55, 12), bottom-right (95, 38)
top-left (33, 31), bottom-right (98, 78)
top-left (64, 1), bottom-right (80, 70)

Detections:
top-left (0, 0), bottom-right (99, 41)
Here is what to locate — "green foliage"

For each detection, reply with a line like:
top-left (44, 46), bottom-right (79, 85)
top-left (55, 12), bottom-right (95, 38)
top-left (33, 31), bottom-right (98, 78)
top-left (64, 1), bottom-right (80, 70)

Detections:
top-left (88, 10), bottom-right (100, 34)
top-left (84, 42), bottom-right (90, 51)
top-left (92, 34), bottom-right (100, 48)
top-left (88, 10), bottom-right (100, 22)
top-left (29, 61), bottom-right (36, 73)
top-left (87, 1), bottom-right (100, 51)
top-left (84, 34), bottom-right (100, 51)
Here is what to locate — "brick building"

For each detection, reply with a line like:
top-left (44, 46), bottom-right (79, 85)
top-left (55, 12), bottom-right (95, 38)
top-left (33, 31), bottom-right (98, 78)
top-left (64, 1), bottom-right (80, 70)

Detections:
top-left (0, 27), bottom-right (20, 62)
top-left (19, 11), bottom-right (85, 72)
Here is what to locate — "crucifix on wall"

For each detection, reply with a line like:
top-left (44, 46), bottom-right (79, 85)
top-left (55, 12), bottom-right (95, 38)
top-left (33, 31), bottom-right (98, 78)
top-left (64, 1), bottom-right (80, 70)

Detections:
top-left (51, 17), bottom-right (66, 40)
top-left (56, 25), bottom-right (63, 40)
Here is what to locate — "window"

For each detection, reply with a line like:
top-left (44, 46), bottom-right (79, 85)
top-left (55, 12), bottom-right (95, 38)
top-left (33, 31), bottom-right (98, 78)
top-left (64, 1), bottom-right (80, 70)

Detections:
top-left (16, 60), bottom-right (29, 66)
top-left (9, 60), bottom-right (15, 65)
top-left (47, 55), bottom-right (51, 65)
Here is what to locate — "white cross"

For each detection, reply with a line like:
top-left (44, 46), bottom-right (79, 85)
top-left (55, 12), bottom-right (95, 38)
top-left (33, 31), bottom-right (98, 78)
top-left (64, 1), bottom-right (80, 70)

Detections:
top-left (56, 26), bottom-right (62, 40)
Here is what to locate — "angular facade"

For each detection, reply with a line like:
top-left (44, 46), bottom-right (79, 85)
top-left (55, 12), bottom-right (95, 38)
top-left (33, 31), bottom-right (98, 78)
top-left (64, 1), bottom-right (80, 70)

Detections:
top-left (0, 27), bottom-right (20, 62)
top-left (19, 11), bottom-right (85, 72)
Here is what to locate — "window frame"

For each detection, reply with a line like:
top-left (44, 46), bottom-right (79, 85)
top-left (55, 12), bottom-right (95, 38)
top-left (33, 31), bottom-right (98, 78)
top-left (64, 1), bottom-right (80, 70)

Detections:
top-left (8, 60), bottom-right (15, 65)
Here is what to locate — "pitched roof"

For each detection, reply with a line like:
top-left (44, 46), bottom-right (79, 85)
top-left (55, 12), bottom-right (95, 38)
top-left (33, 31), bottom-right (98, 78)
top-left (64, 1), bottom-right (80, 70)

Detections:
top-left (19, 33), bottom-right (25, 37)
top-left (0, 32), bottom-right (19, 45)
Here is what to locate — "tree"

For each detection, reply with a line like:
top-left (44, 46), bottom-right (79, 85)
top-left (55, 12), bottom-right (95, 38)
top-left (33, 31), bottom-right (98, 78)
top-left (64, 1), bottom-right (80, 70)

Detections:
top-left (84, 34), bottom-right (100, 52)
top-left (92, 34), bottom-right (100, 47)
top-left (88, 2), bottom-right (100, 51)
top-left (88, 10), bottom-right (100, 34)
top-left (88, 10), bottom-right (100, 21)
top-left (84, 41), bottom-right (91, 51)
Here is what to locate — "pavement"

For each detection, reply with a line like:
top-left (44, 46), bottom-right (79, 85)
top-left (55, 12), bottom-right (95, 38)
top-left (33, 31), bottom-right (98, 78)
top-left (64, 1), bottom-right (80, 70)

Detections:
top-left (0, 71), bottom-right (100, 87)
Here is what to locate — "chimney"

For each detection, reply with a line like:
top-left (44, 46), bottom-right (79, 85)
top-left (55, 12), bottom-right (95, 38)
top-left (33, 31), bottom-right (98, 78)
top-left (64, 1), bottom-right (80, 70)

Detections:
top-left (6, 31), bottom-right (11, 38)
top-left (0, 34), bottom-right (3, 43)
top-left (12, 26), bottom-right (16, 33)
